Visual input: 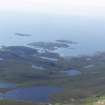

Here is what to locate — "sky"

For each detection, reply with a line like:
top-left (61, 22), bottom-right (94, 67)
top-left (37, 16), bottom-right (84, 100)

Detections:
top-left (0, 0), bottom-right (105, 16)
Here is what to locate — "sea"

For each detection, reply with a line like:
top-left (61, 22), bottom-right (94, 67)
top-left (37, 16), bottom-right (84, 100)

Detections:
top-left (0, 12), bottom-right (105, 56)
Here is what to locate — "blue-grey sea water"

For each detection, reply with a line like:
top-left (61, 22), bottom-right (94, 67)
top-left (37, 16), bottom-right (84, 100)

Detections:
top-left (0, 13), bottom-right (105, 56)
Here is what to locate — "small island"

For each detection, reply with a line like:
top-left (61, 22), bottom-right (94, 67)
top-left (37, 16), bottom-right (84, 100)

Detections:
top-left (56, 39), bottom-right (77, 44)
top-left (15, 33), bottom-right (32, 37)
top-left (27, 40), bottom-right (75, 51)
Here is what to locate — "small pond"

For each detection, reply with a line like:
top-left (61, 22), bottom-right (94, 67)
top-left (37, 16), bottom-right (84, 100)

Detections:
top-left (64, 69), bottom-right (81, 76)
top-left (0, 86), bottom-right (63, 102)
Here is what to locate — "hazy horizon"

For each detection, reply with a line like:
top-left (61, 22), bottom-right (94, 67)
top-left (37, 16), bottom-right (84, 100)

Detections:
top-left (0, 0), bottom-right (105, 17)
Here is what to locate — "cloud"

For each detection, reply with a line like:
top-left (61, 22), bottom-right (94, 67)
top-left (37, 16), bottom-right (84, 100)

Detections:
top-left (0, 0), bottom-right (105, 16)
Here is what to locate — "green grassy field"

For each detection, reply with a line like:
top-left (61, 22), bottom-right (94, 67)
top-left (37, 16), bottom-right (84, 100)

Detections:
top-left (0, 100), bottom-right (37, 105)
